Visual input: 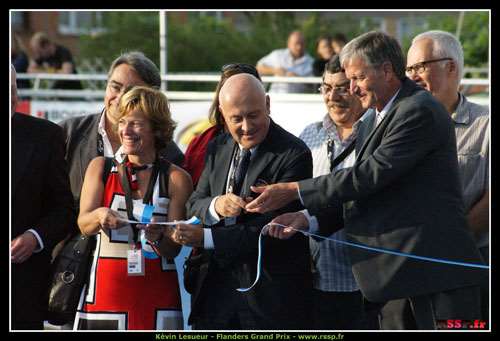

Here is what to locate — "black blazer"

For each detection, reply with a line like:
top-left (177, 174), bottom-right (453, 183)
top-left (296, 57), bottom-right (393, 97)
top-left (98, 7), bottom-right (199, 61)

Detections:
top-left (299, 78), bottom-right (485, 303)
top-left (59, 112), bottom-right (185, 209)
top-left (11, 113), bottom-right (75, 324)
top-left (187, 120), bottom-right (313, 328)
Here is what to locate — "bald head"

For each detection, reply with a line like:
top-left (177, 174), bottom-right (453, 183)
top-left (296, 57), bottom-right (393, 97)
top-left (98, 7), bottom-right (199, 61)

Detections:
top-left (219, 73), bottom-right (266, 108)
top-left (287, 31), bottom-right (306, 59)
top-left (218, 73), bottom-right (270, 149)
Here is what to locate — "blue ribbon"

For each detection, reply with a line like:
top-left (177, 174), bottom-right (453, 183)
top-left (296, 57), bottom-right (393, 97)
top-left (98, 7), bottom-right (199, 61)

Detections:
top-left (236, 223), bottom-right (489, 292)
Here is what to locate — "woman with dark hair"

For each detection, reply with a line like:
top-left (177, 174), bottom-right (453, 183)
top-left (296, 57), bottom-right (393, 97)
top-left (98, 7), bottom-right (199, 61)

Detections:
top-left (75, 86), bottom-right (192, 330)
top-left (182, 63), bottom-right (262, 187)
top-left (312, 35), bottom-right (334, 77)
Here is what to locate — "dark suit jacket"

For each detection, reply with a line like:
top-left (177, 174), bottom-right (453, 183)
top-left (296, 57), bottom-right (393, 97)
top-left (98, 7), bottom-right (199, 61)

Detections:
top-left (11, 113), bottom-right (75, 324)
top-left (299, 78), bottom-right (485, 303)
top-left (59, 112), bottom-right (184, 210)
top-left (187, 120), bottom-right (313, 328)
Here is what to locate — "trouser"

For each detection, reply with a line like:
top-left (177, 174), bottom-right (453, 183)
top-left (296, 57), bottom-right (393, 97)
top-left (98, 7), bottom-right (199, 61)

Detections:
top-left (478, 246), bottom-right (489, 321)
top-left (368, 285), bottom-right (482, 330)
top-left (312, 289), bottom-right (378, 330)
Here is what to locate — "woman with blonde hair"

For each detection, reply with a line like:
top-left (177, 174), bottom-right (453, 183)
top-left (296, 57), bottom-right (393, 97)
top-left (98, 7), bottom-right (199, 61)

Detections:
top-left (75, 86), bottom-right (192, 330)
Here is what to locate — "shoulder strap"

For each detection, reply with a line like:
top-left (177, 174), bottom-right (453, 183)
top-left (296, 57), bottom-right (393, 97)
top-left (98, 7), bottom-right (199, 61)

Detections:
top-left (158, 158), bottom-right (172, 198)
top-left (102, 157), bottom-right (115, 184)
top-left (329, 138), bottom-right (357, 172)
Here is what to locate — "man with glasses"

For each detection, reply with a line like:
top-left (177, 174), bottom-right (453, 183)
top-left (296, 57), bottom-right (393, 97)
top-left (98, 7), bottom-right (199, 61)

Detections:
top-left (299, 55), bottom-right (376, 329)
top-left (407, 30), bottom-right (489, 321)
top-left (246, 31), bottom-right (485, 330)
top-left (60, 51), bottom-right (184, 212)
top-left (55, 52), bottom-right (184, 328)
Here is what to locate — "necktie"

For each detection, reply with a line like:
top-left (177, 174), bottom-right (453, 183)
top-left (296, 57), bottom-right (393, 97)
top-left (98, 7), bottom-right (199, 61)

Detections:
top-left (232, 148), bottom-right (251, 196)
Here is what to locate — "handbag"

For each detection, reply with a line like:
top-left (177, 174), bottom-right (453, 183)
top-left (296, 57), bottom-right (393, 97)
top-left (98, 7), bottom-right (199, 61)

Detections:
top-left (46, 233), bottom-right (96, 325)
top-left (183, 249), bottom-right (210, 295)
top-left (45, 158), bottom-right (114, 325)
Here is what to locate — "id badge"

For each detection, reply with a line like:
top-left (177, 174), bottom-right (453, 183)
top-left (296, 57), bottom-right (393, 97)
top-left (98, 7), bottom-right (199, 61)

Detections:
top-left (127, 248), bottom-right (145, 276)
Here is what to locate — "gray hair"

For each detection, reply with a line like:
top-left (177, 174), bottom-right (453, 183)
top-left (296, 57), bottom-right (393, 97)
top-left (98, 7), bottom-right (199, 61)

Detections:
top-left (412, 30), bottom-right (464, 80)
top-left (340, 31), bottom-right (406, 80)
top-left (107, 51), bottom-right (161, 88)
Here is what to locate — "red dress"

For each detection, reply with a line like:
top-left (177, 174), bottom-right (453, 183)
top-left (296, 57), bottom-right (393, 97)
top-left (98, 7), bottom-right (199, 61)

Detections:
top-left (182, 125), bottom-right (221, 187)
top-left (74, 161), bottom-right (183, 330)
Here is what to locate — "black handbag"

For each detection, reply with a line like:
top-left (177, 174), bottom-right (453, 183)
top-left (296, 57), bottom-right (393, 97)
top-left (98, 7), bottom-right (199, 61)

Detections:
top-left (183, 249), bottom-right (210, 295)
top-left (46, 233), bottom-right (96, 325)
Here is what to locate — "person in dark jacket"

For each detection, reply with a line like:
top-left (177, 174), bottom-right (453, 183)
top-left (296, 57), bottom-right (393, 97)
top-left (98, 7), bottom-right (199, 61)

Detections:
top-left (11, 65), bottom-right (75, 329)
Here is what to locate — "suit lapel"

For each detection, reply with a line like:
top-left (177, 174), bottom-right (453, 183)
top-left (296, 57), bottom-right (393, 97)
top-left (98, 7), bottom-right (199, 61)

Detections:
top-left (356, 78), bottom-right (417, 159)
top-left (355, 110), bottom-right (376, 154)
top-left (242, 146), bottom-right (275, 198)
top-left (77, 113), bottom-right (102, 183)
top-left (12, 115), bottom-right (35, 195)
top-left (214, 135), bottom-right (237, 195)
top-left (241, 121), bottom-right (277, 197)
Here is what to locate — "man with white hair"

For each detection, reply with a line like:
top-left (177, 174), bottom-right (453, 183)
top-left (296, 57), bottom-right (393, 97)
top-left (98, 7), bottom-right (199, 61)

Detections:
top-left (246, 31), bottom-right (486, 330)
top-left (407, 30), bottom-right (489, 320)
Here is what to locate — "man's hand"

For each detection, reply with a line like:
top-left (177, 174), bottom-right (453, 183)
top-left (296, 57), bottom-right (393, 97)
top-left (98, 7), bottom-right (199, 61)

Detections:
top-left (264, 211), bottom-right (309, 240)
top-left (11, 232), bottom-right (39, 264)
top-left (215, 193), bottom-right (247, 218)
top-left (173, 224), bottom-right (204, 247)
top-left (245, 182), bottom-right (300, 213)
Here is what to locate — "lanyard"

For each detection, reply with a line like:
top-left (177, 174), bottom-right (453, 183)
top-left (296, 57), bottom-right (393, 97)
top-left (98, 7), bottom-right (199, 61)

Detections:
top-left (327, 137), bottom-right (357, 172)
top-left (119, 157), bottom-right (160, 245)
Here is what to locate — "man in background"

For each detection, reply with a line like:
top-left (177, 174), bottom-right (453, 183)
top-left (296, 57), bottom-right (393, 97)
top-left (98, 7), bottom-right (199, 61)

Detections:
top-left (257, 30), bottom-right (314, 93)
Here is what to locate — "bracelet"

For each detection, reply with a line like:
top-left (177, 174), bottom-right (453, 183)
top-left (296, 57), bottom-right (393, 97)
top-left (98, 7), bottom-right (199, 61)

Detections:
top-left (148, 233), bottom-right (164, 247)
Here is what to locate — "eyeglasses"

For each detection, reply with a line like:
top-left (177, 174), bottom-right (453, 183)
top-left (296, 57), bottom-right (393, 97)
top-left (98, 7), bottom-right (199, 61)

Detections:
top-left (405, 58), bottom-right (452, 76)
top-left (318, 84), bottom-right (350, 96)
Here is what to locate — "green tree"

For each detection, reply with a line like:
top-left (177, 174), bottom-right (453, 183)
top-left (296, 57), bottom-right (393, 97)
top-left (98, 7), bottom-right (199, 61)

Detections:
top-left (79, 12), bottom-right (159, 69)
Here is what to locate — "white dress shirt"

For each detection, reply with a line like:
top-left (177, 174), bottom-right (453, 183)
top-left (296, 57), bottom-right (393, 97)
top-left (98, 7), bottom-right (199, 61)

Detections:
top-left (204, 145), bottom-right (258, 249)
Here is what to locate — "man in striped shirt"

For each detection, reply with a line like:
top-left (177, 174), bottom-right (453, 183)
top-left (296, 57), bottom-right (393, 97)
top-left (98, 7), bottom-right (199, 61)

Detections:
top-left (407, 30), bottom-right (489, 321)
top-left (299, 55), bottom-right (377, 330)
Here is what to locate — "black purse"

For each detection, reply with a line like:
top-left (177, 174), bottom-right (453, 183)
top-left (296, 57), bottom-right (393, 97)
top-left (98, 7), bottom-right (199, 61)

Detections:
top-left (45, 157), bottom-right (114, 325)
top-left (183, 249), bottom-right (210, 295)
top-left (46, 233), bottom-right (96, 325)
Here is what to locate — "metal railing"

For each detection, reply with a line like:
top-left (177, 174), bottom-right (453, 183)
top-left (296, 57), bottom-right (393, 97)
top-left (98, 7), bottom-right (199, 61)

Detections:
top-left (16, 73), bottom-right (489, 102)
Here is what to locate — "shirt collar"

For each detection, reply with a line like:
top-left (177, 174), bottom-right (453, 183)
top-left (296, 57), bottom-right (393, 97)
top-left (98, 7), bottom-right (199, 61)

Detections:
top-left (237, 143), bottom-right (258, 156)
top-left (97, 110), bottom-right (107, 138)
top-left (376, 88), bottom-right (401, 122)
top-left (323, 109), bottom-right (372, 133)
top-left (451, 93), bottom-right (470, 125)
top-left (322, 109), bottom-right (372, 144)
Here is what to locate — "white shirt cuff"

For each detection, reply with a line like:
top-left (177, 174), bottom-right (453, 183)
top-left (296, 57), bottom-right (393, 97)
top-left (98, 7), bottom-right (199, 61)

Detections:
top-left (206, 196), bottom-right (222, 226)
top-left (300, 209), bottom-right (319, 234)
top-left (297, 188), bottom-right (304, 205)
top-left (203, 228), bottom-right (215, 249)
top-left (26, 229), bottom-right (44, 253)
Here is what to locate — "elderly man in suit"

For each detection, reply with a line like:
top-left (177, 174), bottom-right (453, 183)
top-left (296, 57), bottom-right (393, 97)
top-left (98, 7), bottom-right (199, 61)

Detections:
top-left (246, 31), bottom-right (485, 330)
top-left (174, 73), bottom-right (313, 330)
top-left (11, 65), bottom-right (75, 329)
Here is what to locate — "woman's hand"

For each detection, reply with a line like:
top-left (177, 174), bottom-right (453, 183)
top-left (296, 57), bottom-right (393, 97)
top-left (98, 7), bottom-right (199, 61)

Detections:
top-left (141, 216), bottom-right (164, 242)
top-left (97, 207), bottom-right (127, 230)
